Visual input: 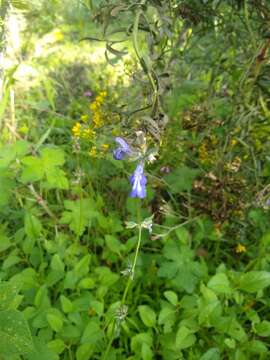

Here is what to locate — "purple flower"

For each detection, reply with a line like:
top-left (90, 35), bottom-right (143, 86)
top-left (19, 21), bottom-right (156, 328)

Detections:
top-left (84, 90), bottom-right (92, 97)
top-left (113, 137), bottom-right (132, 160)
top-left (129, 163), bottom-right (147, 199)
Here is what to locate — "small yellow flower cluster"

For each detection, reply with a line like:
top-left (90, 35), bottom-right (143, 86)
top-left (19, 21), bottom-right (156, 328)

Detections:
top-left (88, 143), bottom-right (110, 158)
top-left (72, 122), bottom-right (81, 137)
top-left (230, 138), bottom-right (237, 147)
top-left (81, 128), bottom-right (96, 139)
top-left (89, 146), bottom-right (97, 158)
top-left (198, 143), bottom-right (208, 163)
top-left (235, 243), bottom-right (246, 253)
top-left (90, 91), bottom-right (107, 128)
top-left (72, 122), bottom-right (96, 140)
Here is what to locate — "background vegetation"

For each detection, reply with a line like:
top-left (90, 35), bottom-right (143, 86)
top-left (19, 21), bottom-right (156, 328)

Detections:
top-left (1, 0), bottom-right (270, 359)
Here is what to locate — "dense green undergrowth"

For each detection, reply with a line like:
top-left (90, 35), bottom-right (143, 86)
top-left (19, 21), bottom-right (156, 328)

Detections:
top-left (1, 1), bottom-right (270, 359)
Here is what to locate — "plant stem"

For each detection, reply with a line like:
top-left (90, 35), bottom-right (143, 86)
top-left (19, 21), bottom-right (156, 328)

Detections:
top-left (102, 202), bottom-right (142, 360)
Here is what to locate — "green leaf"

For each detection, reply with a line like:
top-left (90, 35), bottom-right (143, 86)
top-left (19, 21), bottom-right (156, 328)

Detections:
top-left (141, 342), bottom-right (153, 360)
top-left (0, 282), bottom-right (20, 311)
top-left (74, 254), bottom-right (91, 277)
top-left (238, 271), bottom-right (270, 293)
top-left (76, 344), bottom-right (94, 360)
top-left (21, 147), bottom-right (68, 189)
top-left (0, 172), bottom-right (15, 207)
top-left (40, 147), bottom-right (65, 167)
top-left (207, 273), bottom-right (231, 294)
top-left (24, 212), bottom-right (42, 239)
top-left (27, 337), bottom-right (58, 360)
top-left (164, 291), bottom-right (178, 306)
top-left (105, 234), bottom-right (123, 254)
top-left (81, 319), bottom-right (103, 344)
top-left (51, 254), bottom-right (65, 273)
top-left (46, 310), bottom-right (63, 332)
top-left (0, 226), bottom-right (12, 252)
top-left (165, 165), bottom-right (200, 193)
top-left (158, 239), bottom-right (204, 293)
top-left (248, 340), bottom-right (268, 354)
top-left (255, 320), bottom-right (270, 337)
top-left (175, 325), bottom-right (196, 350)
top-left (47, 339), bottom-right (65, 354)
top-left (60, 199), bottom-right (98, 236)
top-left (3, 254), bottom-right (21, 270)
top-left (138, 305), bottom-right (156, 327)
top-left (131, 333), bottom-right (153, 353)
top-left (200, 348), bottom-right (220, 360)
top-left (0, 309), bottom-right (33, 356)
top-left (60, 295), bottom-right (73, 313)
top-left (158, 303), bottom-right (176, 333)
top-left (21, 156), bottom-right (44, 182)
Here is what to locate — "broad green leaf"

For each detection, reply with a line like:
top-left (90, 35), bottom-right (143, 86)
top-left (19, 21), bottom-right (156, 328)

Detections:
top-left (141, 342), bottom-right (153, 360)
top-left (21, 147), bottom-right (68, 189)
top-left (238, 271), bottom-right (270, 293)
top-left (164, 165), bottom-right (200, 193)
top-left (3, 253), bottom-right (21, 270)
top-left (158, 303), bottom-right (176, 333)
top-left (105, 234), bottom-right (123, 254)
top-left (46, 310), bottom-right (63, 332)
top-left (248, 340), bottom-right (268, 354)
top-left (255, 320), bottom-right (270, 337)
top-left (81, 319), bottom-right (103, 344)
top-left (175, 325), bottom-right (196, 350)
top-left (21, 156), bottom-right (44, 182)
top-left (27, 337), bottom-right (58, 360)
top-left (0, 226), bottom-right (12, 252)
top-left (76, 344), bottom-right (94, 360)
top-left (60, 295), bottom-right (73, 313)
top-left (131, 332), bottom-right (153, 353)
top-left (60, 199), bottom-right (98, 236)
top-left (0, 282), bottom-right (20, 311)
top-left (207, 273), bottom-right (231, 294)
top-left (158, 239), bottom-right (204, 293)
top-left (47, 339), bottom-right (65, 354)
top-left (40, 147), bottom-right (65, 167)
top-left (200, 348), bottom-right (220, 360)
top-left (0, 309), bottom-right (33, 356)
top-left (138, 305), bottom-right (156, 327)
top-left (51, 254), bottom-right (65, 273)
top-left (74, 254), bottom-right (91, 277)
top-left (0, 172), bottom-right (15, 207)
top-left (24, 212), bottom-right (42, 239)
top-left (164, 291), bottom-right (178, 306)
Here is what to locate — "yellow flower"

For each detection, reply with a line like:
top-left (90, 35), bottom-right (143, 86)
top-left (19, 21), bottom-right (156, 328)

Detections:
top-left (100, 91), bottom-right (107, 97)
top-left (82, 128), bottom-right (96, 139)
top-left (72, 122), bottom-right (81, 137)
top-left (101, 143), bottom-right (109, 152)
top-left (235, 244), bottom-right (246, 254)
top-left (230, 138), bottom-right (237, 147)
top-left (89, 146), bottom-right (97, 157)
top-left (199, 143), bottom-right (208, 163)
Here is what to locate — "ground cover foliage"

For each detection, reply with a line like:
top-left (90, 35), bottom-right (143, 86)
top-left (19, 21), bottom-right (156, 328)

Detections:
top-left (1, 0), bottom-right (270, 359)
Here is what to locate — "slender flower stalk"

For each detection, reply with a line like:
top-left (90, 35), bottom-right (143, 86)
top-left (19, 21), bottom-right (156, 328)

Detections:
top-left (102, 202), bottom-right (142, 360)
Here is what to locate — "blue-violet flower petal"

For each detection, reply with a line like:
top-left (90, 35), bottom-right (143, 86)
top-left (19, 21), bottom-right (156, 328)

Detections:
top-left (129, 163), bottom-right (147, 199)
top-left (113, 137), bottom-right (131, 160)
